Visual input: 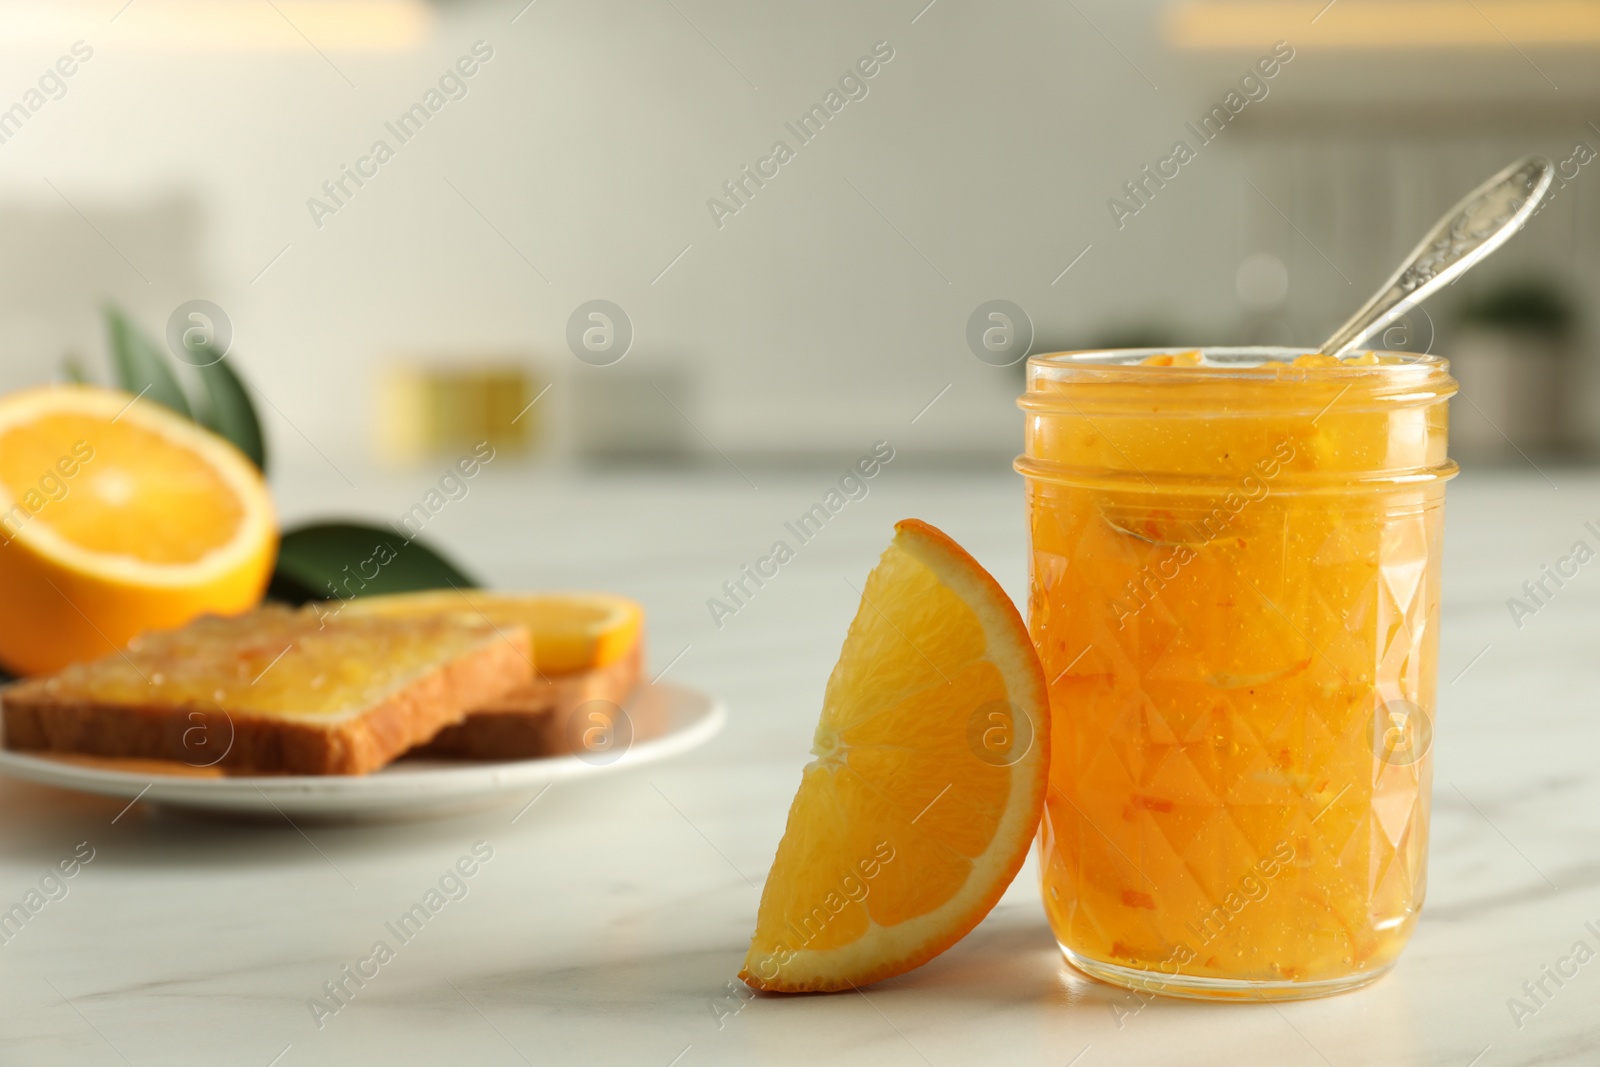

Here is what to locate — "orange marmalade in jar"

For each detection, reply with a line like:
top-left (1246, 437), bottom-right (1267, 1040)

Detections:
top-left (1016, 348), bottom-right (1457, 1000)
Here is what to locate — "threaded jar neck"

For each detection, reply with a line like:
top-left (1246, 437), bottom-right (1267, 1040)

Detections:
top-left (1017, 347), bottom-right (1458, 492)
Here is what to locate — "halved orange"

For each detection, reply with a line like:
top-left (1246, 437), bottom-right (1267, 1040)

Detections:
top-left (0, 385), bottom-right (276, 675)
top-left (338, 589), bottom-right (642, 674)
top-left (740, 519), bottom-right (1049, 992)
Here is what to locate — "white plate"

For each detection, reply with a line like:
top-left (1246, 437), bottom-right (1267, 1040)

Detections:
top-left (0, 682), bottom-right (724, 823)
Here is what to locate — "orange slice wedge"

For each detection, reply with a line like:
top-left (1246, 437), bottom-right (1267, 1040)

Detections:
top-left (740, 519), bottom-right (1049, 992)
top-left (338, 590), bottom-right (642, 674)
top-left (0, 385), bottom-right (276, 676)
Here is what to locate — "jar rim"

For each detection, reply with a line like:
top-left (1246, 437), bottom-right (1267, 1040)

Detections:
top-left (1028, 346), bottom-right (1449, 381)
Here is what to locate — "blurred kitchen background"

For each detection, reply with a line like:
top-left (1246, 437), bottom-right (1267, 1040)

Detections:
top-left (1, 0), bottom-right (1597, 476)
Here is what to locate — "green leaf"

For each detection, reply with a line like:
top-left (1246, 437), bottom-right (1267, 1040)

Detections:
top-left (267, 522), bottom-right (479, 605)
top-left (193, 346), bottom-right (267, 472)
top-left (104, 304), bottom-right (191, 418)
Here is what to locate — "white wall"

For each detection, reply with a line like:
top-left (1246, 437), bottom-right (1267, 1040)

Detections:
top-left (1, 0), bottom-right (1597, 477)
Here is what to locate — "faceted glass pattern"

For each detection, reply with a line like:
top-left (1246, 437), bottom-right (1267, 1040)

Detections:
top-left (1018, 350), bottom-right (1455, 997)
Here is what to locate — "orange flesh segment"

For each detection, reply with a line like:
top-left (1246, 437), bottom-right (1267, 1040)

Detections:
top-left (0, 385), bottom-right (276, 676)
top-left (0, 412), bottom-right (243, 565)
top-left (741, 519), bottom-right (1048, 992)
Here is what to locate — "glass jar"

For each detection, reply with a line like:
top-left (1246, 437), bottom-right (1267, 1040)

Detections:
top-left (1016, 348), bottom-right (1457, 1001)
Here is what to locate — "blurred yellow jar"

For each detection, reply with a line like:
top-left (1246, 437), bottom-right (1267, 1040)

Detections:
top-left (1016, 348), bottom-right (1456, 1000)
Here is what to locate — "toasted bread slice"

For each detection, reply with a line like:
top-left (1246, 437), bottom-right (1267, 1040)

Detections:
top-left (338, 590), bottom-right (642, 673)
top-left (411, 642), bottom-right (644, 760)
top-left (337, 591), bottom-right (649, 761)
top-left (1, 605), bottom-right (530, 775)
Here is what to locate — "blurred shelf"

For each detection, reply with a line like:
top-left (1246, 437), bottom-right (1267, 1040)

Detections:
top-left (0, 0), bottom-right (431, 51)
top-left (1165, 1), bottom-right (1600, 50)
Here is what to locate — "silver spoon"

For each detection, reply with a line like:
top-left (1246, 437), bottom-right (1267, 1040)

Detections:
top-left (1319, 155), bottom-right (1556, 358)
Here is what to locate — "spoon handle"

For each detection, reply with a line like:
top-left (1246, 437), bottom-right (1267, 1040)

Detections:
top-left (1319, 156), bottom-right (1556, 358)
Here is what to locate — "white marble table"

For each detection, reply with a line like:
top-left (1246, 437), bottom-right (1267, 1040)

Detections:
top-left (2, 464), bottom-right (1597, 1066)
